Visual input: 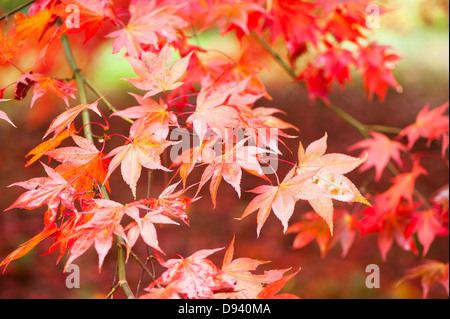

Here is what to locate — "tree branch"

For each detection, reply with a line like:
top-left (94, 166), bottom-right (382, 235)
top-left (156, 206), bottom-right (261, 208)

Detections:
top-left (251, 31), bottom-right (431, 207)
top-left (61, 34), bottom-right (135, 299)
top-left (0, 0), bottom-right (36, 22)
top-left (60, 34), bottom-right (94, 143)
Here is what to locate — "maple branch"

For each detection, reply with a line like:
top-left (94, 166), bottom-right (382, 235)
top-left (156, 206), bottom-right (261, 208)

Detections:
top-left (82, 76), bottom-right (134, 125)
top-left (0, 0), bottom-right (36, 22)
top-left (250, 31), bottom-right (370, 139)
top-left (251, 32), bottom-right (432, 207)
top-left (98, 185), bottom-right (136, 299)
top-left (58, 33), bottom-right (137, 298)
top-left (60, 34), bottom-right (94, 143)
top-left (365, 125), bottom-right (402, 135)
top-left (121, 243), bottom-right (158, 282)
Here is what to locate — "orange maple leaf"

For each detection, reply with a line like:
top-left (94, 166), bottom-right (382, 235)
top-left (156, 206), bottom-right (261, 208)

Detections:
top-left (0, 27), bottom-right (20, 65)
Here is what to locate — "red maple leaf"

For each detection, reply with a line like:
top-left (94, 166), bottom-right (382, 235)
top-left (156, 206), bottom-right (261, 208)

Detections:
top-left (126, 208), bottom-right (179, 254)
top-left (46, 134), bottom-right (111, 198)
top-left (123, 44), bottom-right (193, 99)
top-left (112, 93), bottom-right (178, 139)
top-left (357, 42), bottom-right (402, 101)
top-left (65, 199), bottom-right (141, 270)
top-left (406, 207), bottom-right (449, 256)
top-left (256, 268), bottom-right (300, 299)
top-left (107, 0), bottom-right (187, 58)
top-left (6, 163), bottom-right (78, 221)
top-left (296, 133), bottom-right (369, 234)
top-left (154, 248), bottom-right (236, 299)
top-left (240, 167), bottom-right (322, 237)
top-left (219, 235), bottom-right (290, 299)
top-left (379, 161), bottom-right (427, 211)
top-left (104, 125), bottom-right (174, 198)
top-left (0, 27), bottom-right (20, 65)
top-left (350, 131), bottom-right (406, 181)
top-left (397, 260), bottom-right (449, 299)
top-left (0, 99), bottom-right (16, 127)
top-left (399, 102), bottom-right (449, 151)
top-left (43, 100), bottom-right (101, 139)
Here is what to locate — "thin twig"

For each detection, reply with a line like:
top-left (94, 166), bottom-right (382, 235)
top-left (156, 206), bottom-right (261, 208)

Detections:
top-left (120, 243), bottom-right (158, 283)
top-left (60, 34), bottom-right (94, 143)
top-left (61, 33), bottom-right (135, 299)
top-left (0, 0), bottom-right (36, 22)
top-left (251, 31), bottom-right (432, 207)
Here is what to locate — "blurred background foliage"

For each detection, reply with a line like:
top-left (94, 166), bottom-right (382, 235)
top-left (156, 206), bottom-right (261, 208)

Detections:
top-left (0, 0), bottom-right (448, 299)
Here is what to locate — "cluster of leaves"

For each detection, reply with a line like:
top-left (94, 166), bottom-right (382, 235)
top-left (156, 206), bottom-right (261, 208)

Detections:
top-left (0, 0), bottom-right (448, 299)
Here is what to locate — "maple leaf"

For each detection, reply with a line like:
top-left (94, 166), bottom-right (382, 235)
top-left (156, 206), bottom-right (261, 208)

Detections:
top-left (240, 167), bottom-right (322, 237)
top-left (358, 200), bottom-right (420, 260)
top-left (126, 208), bottom-right (179, 254)
top-left (14, 10), bottom-right (57, 41)
top-left (317, 46), bottom-right (357, 88)
top-left (406, 207), bottom-right (449, 256)
top-left (123, 44), bottom-right (193, 99)
top-left (43, 100), bottom-right (101, 139)
top-left (332, 210), bottom-right (359, 258)
top-left (0, 99), bottom-right (16, 127)
top-left (299, 46), bottom-right (357, 102)
top-left (357, 42), bottom-right (402, 101)
top-left (107, 0), bottom-right (188, 58)
top-left (23, 73), bottom-right (77, 108)
top-left (186, 83), bottom-right (238, 142)
top-left (266, 0), bottom-right (321, 58)
top-left (286, 211), bottom-right (333, 257)
top-left (46, 134), bottom-right (111, 197)
top-left (349, 131), bottom-right (406, 181)
top-left (397, 260), bottom-right (449, 299)
top-left (200, 0), bottom-right (266, 36)
top-left (197, 136), bottom-right (270, 207)
top-left (297, 66), bottom-right (331, 103)
top-left (0, 223), bottom-right (58, 273)
top-left (296, 133), bottom-right (369, 234)
top-left (104, 126), bottom-right (174, 198)
top-left (65, 199), bottom-right (141, 270)
top-left (139, 181), bottom-right (196, 225)
top-left (324, 3), bottom-right (369, 43)
top-left (6, 163), bottom-right (78, 221)
top-left (379, 161), bottom-right (427, 211)
top-left (55, 0), bottom-right (117, 42)
top-left (0, 27), bottom-right (20, 65)
top-left (44, 211), bottom-right (93, 263)
top-left (112, 93), bottom-right (178, 139)
top-left (154, 248), bottom-right (236, 299)
top-left (0, 109), bottom-right (16, 127)
top-left (170, 136), bottom-right (219, 187)
top-left (399, 102), bottom-right (449, 150)
top-left (256, 268), bottom-right (300, 299)
top-left (220, 236), bottom-right (289, 299)
top-left (25, 123), bottom-right (76, 167)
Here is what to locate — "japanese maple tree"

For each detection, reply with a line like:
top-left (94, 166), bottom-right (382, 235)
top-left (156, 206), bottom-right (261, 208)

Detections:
top-left (0, 0), bottom-right (448, 300)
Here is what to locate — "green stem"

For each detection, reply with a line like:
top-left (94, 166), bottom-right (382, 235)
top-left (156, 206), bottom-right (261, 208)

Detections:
top-left (365, 125), bottom-right (402, 135)
top-left (60, 34), bottom-right (94, 143)
top-left (0, 0), bottom-right (36, 22)
top-left (83, 76), bottom-right (134, 125)
top-left (251, 32), bottom-right (431, 207)
top-left (251, 31), bottom-right (371, 139)
top-left (61, 34), bottom-right (135, 299)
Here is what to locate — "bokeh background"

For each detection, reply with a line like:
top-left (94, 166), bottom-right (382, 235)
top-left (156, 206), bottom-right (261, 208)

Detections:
top-left (0, 0), bottom-right (448, 298)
